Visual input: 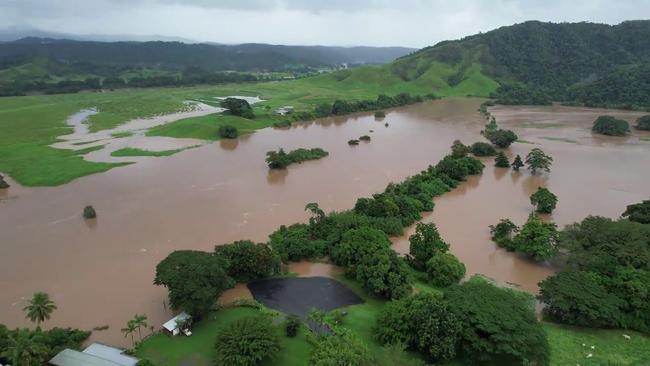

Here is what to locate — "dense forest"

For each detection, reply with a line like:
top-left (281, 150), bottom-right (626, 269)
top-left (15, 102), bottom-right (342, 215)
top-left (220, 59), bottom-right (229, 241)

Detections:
top-left (393, 20), bottom-right (650, 108)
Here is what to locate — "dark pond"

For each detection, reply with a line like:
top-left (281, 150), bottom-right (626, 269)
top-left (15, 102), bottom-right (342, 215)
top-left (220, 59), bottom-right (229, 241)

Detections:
top-left (247, 277), bottom-right (363, 319)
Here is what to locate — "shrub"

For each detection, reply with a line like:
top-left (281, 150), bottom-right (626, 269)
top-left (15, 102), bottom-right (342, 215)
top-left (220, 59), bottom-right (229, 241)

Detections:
top-left (214, 316), bottom-right (281, 366)
top-left (272, 120), bottom-right (291, 128)
top-left (266, 148), bottom-right (328, 169)
top-left (450, 140), bottom-right (470, 158)
top-left (285, 315), bottom-right (301, 337)
top-left (0, 174), bottom-right (9, 189)
top-left (218, 125), bottom-right (238, 139)
top-left (359, 135), bottom-right (371, 142)
top-left (636, 115), bottom-right (650, 130)
top-left (374, 293), bottom-right (460, 363)
top-left (592, 115), bottom-right (630, 136)
top-left (489, 218), bottom-right (518, 250)
top-left (425, 253), bottom-right (466, 287)
top-left (530, 187), bottom-right (558, 213)
top-left (348, 139), bottom-right (360, 145)
top-left (470, 142), bottom-right (497, 156)
top-left (511, 154), bottom-right (524, 171)
top-left (83, 205), bottom-right (96, 219)
top-left (374, 110), bottom-right (386, 118)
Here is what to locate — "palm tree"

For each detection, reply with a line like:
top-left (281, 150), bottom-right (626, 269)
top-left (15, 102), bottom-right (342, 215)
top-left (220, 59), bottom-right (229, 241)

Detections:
top-left (23, 292), bottom-right (57, 329)
top-left (1, 328), bottom-right (47, 366)
top-left (132, 314), bottom-right (148, 340)
top-left (121, 320), bottom-right (137, 347)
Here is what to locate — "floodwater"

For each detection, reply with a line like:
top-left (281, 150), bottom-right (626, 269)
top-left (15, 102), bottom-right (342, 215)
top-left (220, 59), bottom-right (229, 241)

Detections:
top-left (1, 98), bottom-right (649, 347)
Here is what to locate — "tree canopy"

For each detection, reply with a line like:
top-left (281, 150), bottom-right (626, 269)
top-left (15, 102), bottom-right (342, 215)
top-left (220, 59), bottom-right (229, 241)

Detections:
top-left (214, 240), bottom-right (280, 282)
top-left (636, 115), bottom-right (650, 130)
top-left (530, 187), bottom-right (558, 213)
top-left (408, 222), bottom-right (449, 270)
top-left (622, 198), bottom-right (650, 224)
top-left (220, 98), bottom-right (255, 119)
top-left (214, 316), bottom-right (281, 366)
top-left (592, 115), bottom-right (630, 136)
top-left (525, 148), bottom-right (553, 174)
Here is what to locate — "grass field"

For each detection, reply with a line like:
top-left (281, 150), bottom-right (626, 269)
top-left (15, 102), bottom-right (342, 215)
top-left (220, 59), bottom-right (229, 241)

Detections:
top-left (136, 307), bottom-right (313, 366)
top-left (0, 60), bottom-right (500, 187)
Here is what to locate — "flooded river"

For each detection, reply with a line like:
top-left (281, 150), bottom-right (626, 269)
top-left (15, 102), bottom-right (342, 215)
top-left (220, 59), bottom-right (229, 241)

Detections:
top-left (1, 98), bottom-right (648, 346)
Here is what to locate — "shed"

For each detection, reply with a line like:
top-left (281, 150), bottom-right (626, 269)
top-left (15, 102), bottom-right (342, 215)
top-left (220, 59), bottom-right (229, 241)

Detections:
top-left (162, 312), bottom-right (191, 335)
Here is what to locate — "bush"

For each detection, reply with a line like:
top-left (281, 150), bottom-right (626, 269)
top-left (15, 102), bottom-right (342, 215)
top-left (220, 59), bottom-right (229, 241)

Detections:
top-left (220, 98), bottom-right (255, 119)
top-left (272, 120), bottom-right (291, 128)
top-left (450, 140), bottom-right (470, 158)
top-left (348, 139), bottom-right (360, 145)
top-left (374, 110), bottom-right (386, 118)
top-left (489, 218), bottom-right (518, 250)
top-left (425, 253), bottom-right (466, 287)
top-left (622, 198), bottom-right (650, 224)
top-left (0, 174), bottom-right (9, 189)
top-left (636, 115), bottom-right (650, 130)
top-left (374, 293), bottom-right (460, 363)
top-left (83, 205), bottom-right (96, 219)
top-left (214, 240), bottom-right (281, 282)
top-left (592, 115), bottom-right (630, 136)
top-left (445, 276), bottom-right (550, 365)
top-left (285, 315), bottom-right (301, 337)
top-left (359, 135), bottom-right (371, 142)
top-left (214, 316), bottom-right (281, 366)
top-left (470, 142), bottom-right (497, 156)
top-left (218, 125), bottom-right (238, 139)
top-left (530, 187), bottom-right (558, 213)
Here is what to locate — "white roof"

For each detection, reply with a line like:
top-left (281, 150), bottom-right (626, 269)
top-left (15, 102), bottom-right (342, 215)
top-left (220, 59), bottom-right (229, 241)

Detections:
top-left (83, 343), bottom-right (138, 366)
top-left (163, 312), bottom-right (191, 332)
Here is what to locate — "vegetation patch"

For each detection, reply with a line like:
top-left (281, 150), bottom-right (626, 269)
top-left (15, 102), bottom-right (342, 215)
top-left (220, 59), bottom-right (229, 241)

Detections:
top-left (592, 115), bottom-right (630, 136)
top-left (520, 122), bottom-right (564, 129)
top-left (110, 131), bottom-right (134, 138)
top-left (265, 148), bottom-right (329, 169)
top-left (541, 136), bottom-right (577, 143)
top-left (110, 147), bottom-right (185, 157)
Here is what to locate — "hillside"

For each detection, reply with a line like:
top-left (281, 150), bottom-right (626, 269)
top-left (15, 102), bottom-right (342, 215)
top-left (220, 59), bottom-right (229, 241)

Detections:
top-left (321, 20), bottom-right (650, 107)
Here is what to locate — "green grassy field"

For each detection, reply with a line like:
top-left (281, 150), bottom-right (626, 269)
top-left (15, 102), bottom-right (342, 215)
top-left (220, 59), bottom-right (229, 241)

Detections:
top-left (136, 307), bottom-right (313, 366)
top-left (0, 61), bottom-right (500, 187)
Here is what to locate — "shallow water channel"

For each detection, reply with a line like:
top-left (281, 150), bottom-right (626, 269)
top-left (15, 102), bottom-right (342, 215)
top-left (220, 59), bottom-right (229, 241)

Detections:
top-left (1, 98), bottom-right (649, 347)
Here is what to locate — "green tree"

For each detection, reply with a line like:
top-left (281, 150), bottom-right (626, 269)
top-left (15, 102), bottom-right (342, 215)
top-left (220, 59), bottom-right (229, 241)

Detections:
top-left (356, 248), bottom-right (412, 300)
top-left (530, 187), bottom-right (558, 213)
top-left (265, 148), bottom-right (290, 169)
top-left (284, 315), bottom-right (301, 338)
top-left (121, 320), bottom-right (137, 347)
top-left (0, 174), bottom-right (9, 189)
top-left (539, 270), bottom-right (623, 328)
top-left (408, 222), bottom-right (449, 270)
top-left (374, 293), bottom-right (460, 363)
top-left (310, 330), bottom-right (372, 366)
top-left (154, 250), bottom-right (234, 317)
top-left (23, 292), bottom-right (57, 329)
top-left (636, 115), bottom-right (650, 130)
top-left (83, 205), bottom-right (96, 219)
top-left (511, 154), bottom-right (524, 171)
top-left (592, 115), bottom-right (630, 136)
top-left (622, 198), bottom-right (650, 224)
top-left (426, 253), bottom-right (466, 287)
top-left (214, 240), bottom-right (280, 282)
top-left (445, 276), bottom-right (550, 365)
top-left (330, 227), bottom-right (391, 267)
top-left (215, 316), bottom-right (281, 366)
top-left (494, 151), bottom-right (510, 167)
top-left (218, 125), bottom-right (238, 139)
top-left (512, 215), bottom-right (559, 261)
top-left (220, 98), bottom-right (254, 119)
top-left (132, 314), bottom-right (148, 340)
top-left (525, 148), bottom-right (553, 174)
top-left (489, 218), bottom-right (518, 250)
top-left (450, 140), bottom-right (470, 158)
top-left (1, 329), bottom-right (47, 366)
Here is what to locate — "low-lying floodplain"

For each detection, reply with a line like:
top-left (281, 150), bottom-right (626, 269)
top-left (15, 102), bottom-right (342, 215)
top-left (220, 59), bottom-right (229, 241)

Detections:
top-left (1, 91), bottom-right (650, 365)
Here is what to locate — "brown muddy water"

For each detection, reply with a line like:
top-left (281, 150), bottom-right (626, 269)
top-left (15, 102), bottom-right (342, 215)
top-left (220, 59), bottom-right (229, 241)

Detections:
top-left (1, 99), bottom-right (649, 347)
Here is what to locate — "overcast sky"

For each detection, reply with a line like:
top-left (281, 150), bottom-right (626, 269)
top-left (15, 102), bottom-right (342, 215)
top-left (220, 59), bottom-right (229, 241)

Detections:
top-left (2, 0), bottom-right (649, 47)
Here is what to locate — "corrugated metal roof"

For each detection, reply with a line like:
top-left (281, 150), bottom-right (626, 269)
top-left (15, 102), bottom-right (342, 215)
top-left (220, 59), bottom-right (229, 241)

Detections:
top-left (49, 349), bottom-right (122, 366)
top-left (83, 343), bottom-right (138, 366)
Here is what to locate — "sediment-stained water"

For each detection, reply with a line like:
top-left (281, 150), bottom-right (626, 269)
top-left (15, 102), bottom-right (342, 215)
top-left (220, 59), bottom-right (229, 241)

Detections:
top-left (1, 98), bottom-right (649, 347)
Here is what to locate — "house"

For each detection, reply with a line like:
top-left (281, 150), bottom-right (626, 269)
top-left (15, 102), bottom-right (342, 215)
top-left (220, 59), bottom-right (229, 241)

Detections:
top-left (162, 312), bottom-right (192, 336)
top-left (49, 343), bottom-right (138, 366)
top-left (274, 106), bottom-right (294, 116)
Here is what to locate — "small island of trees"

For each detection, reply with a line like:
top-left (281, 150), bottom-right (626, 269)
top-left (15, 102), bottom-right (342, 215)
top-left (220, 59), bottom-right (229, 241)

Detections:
top-left (592, 115), bottom-right (630, 136)
top-left (220, 97), bottom-right (255, 119)
top-left (265, 148), bottom-right (329, 169)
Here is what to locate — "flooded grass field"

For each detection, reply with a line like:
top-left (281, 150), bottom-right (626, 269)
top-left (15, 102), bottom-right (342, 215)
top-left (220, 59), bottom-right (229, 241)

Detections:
top-left (1, 98), bottom-right (648, 346)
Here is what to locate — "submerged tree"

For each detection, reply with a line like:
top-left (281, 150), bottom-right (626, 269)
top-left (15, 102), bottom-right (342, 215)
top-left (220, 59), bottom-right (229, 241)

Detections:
top-left (0, 174), bottom-right (9, 189)
top-left (636, 115), bottom-right (650, 131)
top-left (512, 215), bottom-right (559, 261)
top-left (511, 155), bottom-right (524, 171)
top-left (408, 222), bottom-right (449, 270)
top-left (622, 198), bottom-right (650, 224)
top-left (592, 115), bottom-right (630, 136)
top-left (218, 125), bottom-right (238, 139)
top-left (525, 148), bottom-right (553, 174)
top-left (530, 187), bottom-right (558, 213)
top-left (83, 205), bottom-right (96, 219)
top-left (494, 152), bottom-right (510, 167)
top-left (450, 140), bottom-right (470, 158)
top-left (23, 292), bottom-right (57, 329)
